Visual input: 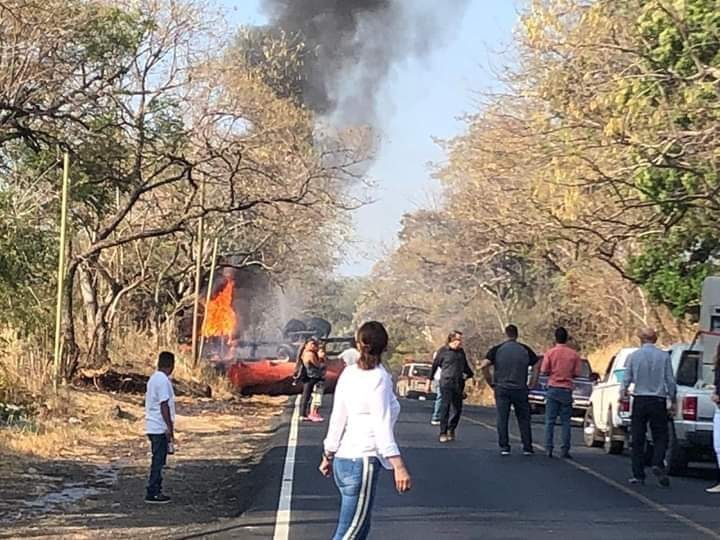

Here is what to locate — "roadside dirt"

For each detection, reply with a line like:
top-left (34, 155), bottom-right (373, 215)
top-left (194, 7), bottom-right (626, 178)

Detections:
top-left (0, 391), bottom-right (285, 539)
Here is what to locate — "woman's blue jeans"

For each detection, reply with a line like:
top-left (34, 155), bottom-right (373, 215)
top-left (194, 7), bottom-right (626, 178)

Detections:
top-left (332, 457), bottom-right (380, 540)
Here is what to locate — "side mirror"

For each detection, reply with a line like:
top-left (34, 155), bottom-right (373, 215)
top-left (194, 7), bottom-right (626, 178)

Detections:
top-left (590, 372), bottom-right (600, 383)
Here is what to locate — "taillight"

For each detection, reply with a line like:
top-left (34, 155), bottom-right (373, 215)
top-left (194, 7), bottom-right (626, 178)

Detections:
top-left (682, 396), bottom-right (697, 421)
top-left (619, 397), bottom-right (631, 413)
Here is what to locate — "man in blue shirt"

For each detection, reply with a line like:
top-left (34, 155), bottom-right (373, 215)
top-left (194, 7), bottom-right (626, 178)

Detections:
top-left (620, 328), bottom-right (676, 487)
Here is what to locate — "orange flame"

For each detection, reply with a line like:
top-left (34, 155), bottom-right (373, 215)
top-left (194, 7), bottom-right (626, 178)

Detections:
top-left (202, 279), bottom-right (237, 338)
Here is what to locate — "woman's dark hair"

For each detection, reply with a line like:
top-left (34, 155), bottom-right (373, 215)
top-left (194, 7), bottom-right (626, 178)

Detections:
top-left (296, 338), bottom-right (317, 367)
top-left (356, 321), bottom-right (389, 370)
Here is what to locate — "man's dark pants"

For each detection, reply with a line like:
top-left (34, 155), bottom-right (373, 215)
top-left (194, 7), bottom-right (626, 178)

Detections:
top-left (495, 386), bottom-right (533, 452)
top-left (631, 396), bottom-right (669, 480)
top-left (439, 384), bottom-right (464, 434)
top-left (147, 433), bottom-right (169, 498)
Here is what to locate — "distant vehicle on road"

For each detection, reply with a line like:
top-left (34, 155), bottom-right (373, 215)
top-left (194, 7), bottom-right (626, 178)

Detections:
top-left (396, 362), bottom-right (435, 400)
top-left (528, 356), bottom-right (598, 417)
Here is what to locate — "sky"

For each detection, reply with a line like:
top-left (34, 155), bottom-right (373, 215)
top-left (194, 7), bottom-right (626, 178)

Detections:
top-left (220, 1), bottom-right (520, 276)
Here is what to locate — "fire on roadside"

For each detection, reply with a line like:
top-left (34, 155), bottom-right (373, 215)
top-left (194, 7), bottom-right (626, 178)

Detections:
top-left (202, 279), bottom-right (237, 340)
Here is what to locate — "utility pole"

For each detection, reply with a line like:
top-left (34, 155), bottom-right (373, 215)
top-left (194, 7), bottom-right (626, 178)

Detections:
top-left (52, 153), bottom-right (70, 392)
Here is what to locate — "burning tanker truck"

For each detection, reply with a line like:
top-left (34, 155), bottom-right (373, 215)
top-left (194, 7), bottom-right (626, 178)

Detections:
top-left (178, 266), bottom-right (351, 395)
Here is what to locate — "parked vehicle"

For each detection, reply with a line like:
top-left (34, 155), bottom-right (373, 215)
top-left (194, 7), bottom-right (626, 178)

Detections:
top-left (528, 356), bottom-right (598, 417)
top-left (396, 362), bottom-right (435, 400)
top-left (583, 276), bottom-right (720, 474)
top-left (582, 347), bottom-right (636, 455)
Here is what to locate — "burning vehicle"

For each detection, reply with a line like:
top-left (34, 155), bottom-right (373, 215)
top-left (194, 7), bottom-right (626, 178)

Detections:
top-left (179, 266), bottom-right (349, 395)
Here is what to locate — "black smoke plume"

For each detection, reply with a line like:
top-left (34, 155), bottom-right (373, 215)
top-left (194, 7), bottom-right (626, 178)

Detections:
top-left (259, 0), bottom-right (470, 124)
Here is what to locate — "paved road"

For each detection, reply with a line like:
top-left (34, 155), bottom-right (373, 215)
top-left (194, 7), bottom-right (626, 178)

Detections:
top-left (195, 397), bottom-right (720, 540)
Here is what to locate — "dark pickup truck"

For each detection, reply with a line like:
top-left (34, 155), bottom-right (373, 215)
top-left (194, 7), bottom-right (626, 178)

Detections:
top-left (528, 357), bottom-right (599, 417)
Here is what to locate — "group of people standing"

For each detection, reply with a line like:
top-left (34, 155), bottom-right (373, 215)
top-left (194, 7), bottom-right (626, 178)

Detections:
top-left (138, 320), bottom-right (719, 537)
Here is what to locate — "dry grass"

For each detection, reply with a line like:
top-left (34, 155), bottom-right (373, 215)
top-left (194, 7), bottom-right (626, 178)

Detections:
top-left (1, 387), bottom-right (144, 460)
top-left (0, 328), bottom-right (52, 405)
top-left (0, 325), bottom-right (235, 462)
top-left (586, 340), bottom-right (627, 374)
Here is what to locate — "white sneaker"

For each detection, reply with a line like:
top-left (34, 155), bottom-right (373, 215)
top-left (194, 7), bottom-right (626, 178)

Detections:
top-left (430, 420), bottom-right (440, 426)
top-left (706, 483), bottom-right (720, 493)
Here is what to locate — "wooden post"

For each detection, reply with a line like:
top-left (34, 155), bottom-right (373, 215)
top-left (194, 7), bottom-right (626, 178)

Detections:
top-left (197, 238), bottom-right (219, 362)
top-left (52, 153), bottom-right (70, 392)
top-left (190, 181), bottom-right (206, 368)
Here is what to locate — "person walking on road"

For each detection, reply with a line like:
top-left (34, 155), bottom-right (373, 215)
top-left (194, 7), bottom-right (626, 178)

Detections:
top-left (707, 342), bottom-right (720, 493)
top-left (308, 343), bottom-right (328, 422)
top-left (430, 353), bottom-right (442, 426)
top-left (144, 351), bottom-right (176, 504)
top-left (296, 338), bottom-right (324, 421)
top-left (542, 327), bottom-right (581, 459)
top-left (431, 331), bottom-right (474, 443)
top-left (481, 325), bottom-right (539, 456)
top-left (620, 327), bottom-right (676, 487)
top-left (320, 321), bottom-right (412, 540)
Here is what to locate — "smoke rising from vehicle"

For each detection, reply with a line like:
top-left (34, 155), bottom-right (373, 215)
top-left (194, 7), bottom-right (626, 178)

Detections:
top-left (259, 0), bottom-right (470, 125)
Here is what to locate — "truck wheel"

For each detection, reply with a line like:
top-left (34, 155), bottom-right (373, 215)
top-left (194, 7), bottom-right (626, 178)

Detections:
top-left (583, 407), bottom-right (603, 448)
top-left (665, 422), bottom-right (688, 476)
top-left (604, 410), bottom-right (624, 455)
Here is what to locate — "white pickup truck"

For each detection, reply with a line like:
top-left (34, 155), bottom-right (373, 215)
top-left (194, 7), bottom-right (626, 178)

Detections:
top-left (583, 343), bottom-right (716, 475)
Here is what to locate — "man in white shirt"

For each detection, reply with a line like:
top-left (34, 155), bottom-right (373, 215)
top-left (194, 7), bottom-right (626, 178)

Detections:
top-left (144, 351), bottom-right (176, 504)
top-left (339, 339), bottom-right (360, 367)
top-left (431, 350), bottom-right (442, 425)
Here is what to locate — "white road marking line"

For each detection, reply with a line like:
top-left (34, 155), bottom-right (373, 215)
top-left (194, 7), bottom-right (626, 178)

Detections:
top-left (273, 395), bottom-right (301, 540)
top-left (465, 416), bottom-right (720, 540)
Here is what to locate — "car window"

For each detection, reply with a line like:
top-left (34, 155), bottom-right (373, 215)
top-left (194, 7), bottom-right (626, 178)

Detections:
top-left (401, 366), bottom-right (409, 377)
top-left (612, 368), bottom-right (625, 384)
top-left (677, 351), bottom-right (700, 387)
top-left (411, 365), bottom-right (432, 378)
top-left (578, 360), bottom-right (592, 378)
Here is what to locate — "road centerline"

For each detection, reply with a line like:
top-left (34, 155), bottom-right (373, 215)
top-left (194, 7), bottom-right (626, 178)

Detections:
top-left (273, 395), bottom-right (301, 540)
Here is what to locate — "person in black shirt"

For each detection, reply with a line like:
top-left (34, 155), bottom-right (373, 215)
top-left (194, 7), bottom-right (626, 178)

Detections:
top-left (480, 325), bottom-right (539, 456)
top-left (430, 331), bottom-right (474, 443)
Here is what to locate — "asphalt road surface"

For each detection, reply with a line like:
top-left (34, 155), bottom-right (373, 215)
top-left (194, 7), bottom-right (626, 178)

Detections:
top-left (191, 397), bottom-right (720, 540)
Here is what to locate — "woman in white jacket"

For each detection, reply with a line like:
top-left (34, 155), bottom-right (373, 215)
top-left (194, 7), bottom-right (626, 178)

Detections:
top-left (319, 321), bottom-right (412, 539)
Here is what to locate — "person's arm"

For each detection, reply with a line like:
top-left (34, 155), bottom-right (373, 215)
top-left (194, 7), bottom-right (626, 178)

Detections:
top-left (369, 374), bottom-right (411, 493)
top-left (320, 374), bottom-right (348, 476)
top-left (619, 354), bottom-right (635, 400)
top-left (540, 352), bottom-right (552, 376)
top-left (462, 351), bottom-right (474, 379)
top-left (430, 349), bottom-right (442, 380)
top-left (303, 350), bottom-right (319, 367)
top-left (480, 346), bottom-right (497, 387)
top-left (664, 353), bottom-right (677, 408)
top-left (525, 346), bottom-right (540, 388)
top-left (160, 400), bottom-right (174, 442)
top-left (573, 354), bottom-right (582, 378)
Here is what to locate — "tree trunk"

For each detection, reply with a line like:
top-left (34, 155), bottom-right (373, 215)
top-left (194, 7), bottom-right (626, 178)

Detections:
top-left (78, 264), bottom-right (113, 368)
top-left (60, 260), bottom-right (80, 381)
